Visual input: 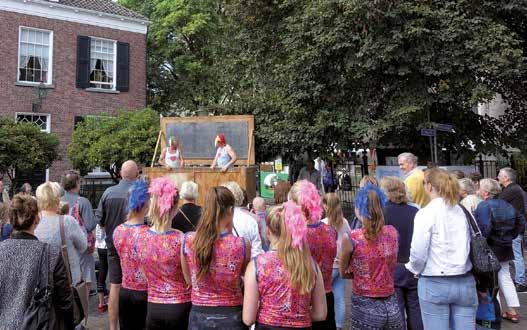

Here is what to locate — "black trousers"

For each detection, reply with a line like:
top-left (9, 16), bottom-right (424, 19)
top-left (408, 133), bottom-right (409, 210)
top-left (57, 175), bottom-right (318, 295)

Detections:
top-left (119, 288), bottom-right (148, 330)
top-left (312, 292), bottom-right (336, 330)
top-left (146, 301), bottom-right (192, 330)
top-left (96, 248), bottom-right (108, 295)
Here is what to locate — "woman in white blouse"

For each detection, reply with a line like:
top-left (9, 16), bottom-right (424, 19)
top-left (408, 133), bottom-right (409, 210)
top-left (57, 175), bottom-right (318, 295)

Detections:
top-left (406, 168), bottom-right (477, 330)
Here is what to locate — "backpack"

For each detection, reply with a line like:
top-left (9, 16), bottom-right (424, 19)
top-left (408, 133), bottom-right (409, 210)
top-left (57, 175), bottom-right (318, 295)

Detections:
top-left (70, 199), bottom-right (95, 254)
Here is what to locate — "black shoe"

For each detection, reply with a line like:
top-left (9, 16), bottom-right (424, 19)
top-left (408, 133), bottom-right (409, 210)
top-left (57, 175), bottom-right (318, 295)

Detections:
top-left (516, 284), bottom-right (527, 292)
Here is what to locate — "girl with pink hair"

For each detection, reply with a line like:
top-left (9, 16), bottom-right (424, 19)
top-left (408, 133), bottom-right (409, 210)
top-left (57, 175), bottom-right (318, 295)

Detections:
top-left (289, 180), bottom-right (338, 330)
top-left (243, 201), bottom-right (327, 329)
top-left (141, 177), bottom-right (192, 329)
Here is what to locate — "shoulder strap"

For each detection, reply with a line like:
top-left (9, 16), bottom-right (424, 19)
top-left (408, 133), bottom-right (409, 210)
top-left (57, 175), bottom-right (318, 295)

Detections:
top-left (458, 203), bottom-right (481, 236)
top-left (59, 216), bottom-right (73, 285)
top-left (177, 209), bottom-right (196, 230)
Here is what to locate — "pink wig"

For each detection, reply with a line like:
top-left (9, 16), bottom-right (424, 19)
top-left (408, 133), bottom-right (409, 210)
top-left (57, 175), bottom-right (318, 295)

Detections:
top-left (283, 200), bottom-right (308, 248)
top-left (149, 177), bottom-right (179, 218)
top-left (294, 180), bottom-right (323, 222)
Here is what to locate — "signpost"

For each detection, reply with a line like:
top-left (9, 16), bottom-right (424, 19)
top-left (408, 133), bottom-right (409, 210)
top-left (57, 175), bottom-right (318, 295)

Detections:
top-left (421, 124), bottom-right (454, 164)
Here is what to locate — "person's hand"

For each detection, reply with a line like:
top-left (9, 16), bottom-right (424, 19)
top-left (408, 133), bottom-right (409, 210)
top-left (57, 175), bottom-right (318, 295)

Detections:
top-left (221, 166), bottom-right (229, 173)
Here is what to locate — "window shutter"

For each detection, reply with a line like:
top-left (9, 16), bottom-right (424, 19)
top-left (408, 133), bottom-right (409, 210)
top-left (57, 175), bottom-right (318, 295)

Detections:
top-left (76, 36), bottom-right (91, 89)
top-left (116, 42), bottom-right (130, 92)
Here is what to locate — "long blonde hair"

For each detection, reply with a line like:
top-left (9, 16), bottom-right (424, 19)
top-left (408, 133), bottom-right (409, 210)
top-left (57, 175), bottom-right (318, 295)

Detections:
top-left (322, 193), bottom-right (343, 230)
top-left (267, 205), bottom-right (315, 294)
top-left (424, 168), bottom-right (459, 207)
top-left (193, 187), bottom-right (235, 280)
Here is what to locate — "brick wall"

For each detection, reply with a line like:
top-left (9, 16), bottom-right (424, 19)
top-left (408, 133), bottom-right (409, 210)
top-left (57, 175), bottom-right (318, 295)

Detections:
top-left (0, 10), bottom-right (147, 181)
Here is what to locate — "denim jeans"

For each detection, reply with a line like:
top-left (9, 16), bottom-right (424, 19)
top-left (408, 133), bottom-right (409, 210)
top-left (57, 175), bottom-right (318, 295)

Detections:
top-left (332, 268), bottom-right (347, 328)
top-left (418, 274), bottom-right (478, 330)
top-left (512, 234), bottom-right (526, 285)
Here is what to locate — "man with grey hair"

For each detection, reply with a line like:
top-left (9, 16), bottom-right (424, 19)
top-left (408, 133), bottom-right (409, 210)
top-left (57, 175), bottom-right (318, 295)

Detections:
top-left (497, 167), bottom-right (527, 291)
top-left (475, 178), bottom-right (525, 319)
top-left (172, 181), bottom-right (201, 233)
top-left (222, 181), bottom-right (263, 257)
top-left (459, 178), bottom-right (482, 214)
top-left (398, 152), bottom-right (430, 208)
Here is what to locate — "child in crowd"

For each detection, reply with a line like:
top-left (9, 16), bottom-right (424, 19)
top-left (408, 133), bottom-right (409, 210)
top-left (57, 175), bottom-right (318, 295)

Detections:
top-left (252, 197), bottom-right (269, 251)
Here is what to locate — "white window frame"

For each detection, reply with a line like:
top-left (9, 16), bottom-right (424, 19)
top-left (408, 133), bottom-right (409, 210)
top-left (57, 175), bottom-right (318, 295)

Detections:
top-left (17, 26), bottom-right (54, 85)
top-left (89, 36), bottom-right (117, 90)
top-left (14, 112), bottom-right (51, 181)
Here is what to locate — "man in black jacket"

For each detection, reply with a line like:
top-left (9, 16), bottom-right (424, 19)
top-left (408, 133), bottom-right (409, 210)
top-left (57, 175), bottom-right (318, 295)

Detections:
top-left (95, 160), bottom-right (138, 330)
top-left (498, 167), bottom-right (527, 291)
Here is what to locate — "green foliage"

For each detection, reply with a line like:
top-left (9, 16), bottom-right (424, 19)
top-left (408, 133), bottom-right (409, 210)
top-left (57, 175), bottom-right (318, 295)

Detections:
top-left (119, 0), bottom-right (527, 161)
top-left (0, 117), bottom-right (59, 190)
top-left (68, 108), bottom-right (159, 180)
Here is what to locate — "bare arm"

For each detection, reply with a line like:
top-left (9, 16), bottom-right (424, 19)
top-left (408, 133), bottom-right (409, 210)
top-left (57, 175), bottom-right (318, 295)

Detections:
top-left (181, 241), bottom-right (191, 286)
top-left (242, 261), bottom-right (259, 326)
top-left (339, 234), bottom-right (353, 278)
top-left (179, 146), bottom-right (185, 167)
top-left (210, 149), bottom-right (218, 169)
top-left (158, 148), bottom-right (167, 167)
top-left (310, 265), bottom-right (327, 322)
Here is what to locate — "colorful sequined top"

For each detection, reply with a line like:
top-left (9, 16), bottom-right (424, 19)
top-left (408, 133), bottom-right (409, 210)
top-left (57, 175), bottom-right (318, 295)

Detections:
top-left (255, 251), bottom-right (314, 328)
top-left (183, 231), bottom-right (247, 306)
top-left (143, 229), bottom-right (191, 304)
top-left (112, 223), bottom-right (148, 291)
top-left (306, 221), bottom-right (337, 292)
top-left (348, 225), bottom-right (398, 297)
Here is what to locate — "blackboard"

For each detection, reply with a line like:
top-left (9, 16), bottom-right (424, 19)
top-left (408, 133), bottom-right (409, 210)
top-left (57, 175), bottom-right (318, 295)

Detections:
top-left (160, 115), bottom-right (255, 165)
top-left (166, 121), bottom-right (248, 159)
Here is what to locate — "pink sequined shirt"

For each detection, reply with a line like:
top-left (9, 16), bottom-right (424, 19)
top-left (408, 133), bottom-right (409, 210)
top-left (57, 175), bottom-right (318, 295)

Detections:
top-left (306, 221), bottom-right (337, 293)
top-left (113, 223), bottom-right (148, 291)
top-left (183, 231), bottom-right (247, 306)
top-left (348, 226), bottom-right (398, 297)
top-left (255, 251), bottom-right (313, 328)
top-left (142, 229), bottom-right (191, 304)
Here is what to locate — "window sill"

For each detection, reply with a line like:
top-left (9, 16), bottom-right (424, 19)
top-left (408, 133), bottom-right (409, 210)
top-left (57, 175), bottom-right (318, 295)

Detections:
top-left (15, 81), bottom-right (55, 89)
top-left (85, 88), bottom-right (120, 94)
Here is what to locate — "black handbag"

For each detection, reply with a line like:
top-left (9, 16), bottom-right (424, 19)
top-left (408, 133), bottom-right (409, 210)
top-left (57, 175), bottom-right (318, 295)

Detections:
top-left (459, 204), bottom-right (501, 274)
top-left (21, 243), bottom-right (53, 330)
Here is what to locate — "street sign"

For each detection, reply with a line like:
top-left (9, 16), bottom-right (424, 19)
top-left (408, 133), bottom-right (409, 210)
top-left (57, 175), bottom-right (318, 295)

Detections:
top-left (420, 128), bottom-right (436, 137)
top-left (435, 123), bottom-right (453, 132)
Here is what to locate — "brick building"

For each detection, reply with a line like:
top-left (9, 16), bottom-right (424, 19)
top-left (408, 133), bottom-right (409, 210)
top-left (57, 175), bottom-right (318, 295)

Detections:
top-left (0, 0), bottom-right (148, 185)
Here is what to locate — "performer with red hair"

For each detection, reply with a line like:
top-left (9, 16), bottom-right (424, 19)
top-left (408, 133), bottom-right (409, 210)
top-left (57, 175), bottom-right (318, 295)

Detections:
top-left (211, 133), bottom-right (238, 172)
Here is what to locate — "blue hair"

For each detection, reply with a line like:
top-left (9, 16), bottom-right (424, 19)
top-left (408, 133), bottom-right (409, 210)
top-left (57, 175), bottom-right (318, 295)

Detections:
top-left (128, 179), bottom-right (150, 213)
top-left (354, 183), bottom-right (388, 219)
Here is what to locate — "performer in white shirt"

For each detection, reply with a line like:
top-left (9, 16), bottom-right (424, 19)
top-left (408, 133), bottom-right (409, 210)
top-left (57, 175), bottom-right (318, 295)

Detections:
top-left (159, 136), bottom-right (185, 169)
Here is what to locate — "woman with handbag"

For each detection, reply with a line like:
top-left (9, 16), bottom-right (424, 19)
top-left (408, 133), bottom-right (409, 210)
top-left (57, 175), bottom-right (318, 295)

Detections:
top-left (0, 194), bottom-right (74, 329)
top-left (405, 168), bottom-right (477, 330)
top-left (475, 179), bottom-right (525, 324)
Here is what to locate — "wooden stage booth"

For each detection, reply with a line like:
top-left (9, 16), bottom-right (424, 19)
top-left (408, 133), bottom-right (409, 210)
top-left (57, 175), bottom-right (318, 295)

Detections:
top-left (144, 115), bottom-right (257, 206)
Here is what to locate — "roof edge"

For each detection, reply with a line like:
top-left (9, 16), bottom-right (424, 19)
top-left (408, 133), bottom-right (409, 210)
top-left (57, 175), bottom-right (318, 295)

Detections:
top-left (31, 0), bottom-right (150, 25)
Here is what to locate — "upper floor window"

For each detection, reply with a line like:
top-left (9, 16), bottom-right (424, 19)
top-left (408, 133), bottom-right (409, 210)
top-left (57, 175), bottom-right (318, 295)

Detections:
top-left (18, 27), bottom-right (53, 84)
top-left (90, 38), bottom-right (116, 90)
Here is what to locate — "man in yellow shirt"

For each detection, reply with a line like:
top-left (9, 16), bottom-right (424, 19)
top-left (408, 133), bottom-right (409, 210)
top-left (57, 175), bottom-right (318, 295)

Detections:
top-left (398, 152), bottom-right (430, 208)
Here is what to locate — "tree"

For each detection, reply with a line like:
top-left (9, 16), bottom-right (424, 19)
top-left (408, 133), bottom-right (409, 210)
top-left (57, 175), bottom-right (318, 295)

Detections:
top-left (224, 0), bottom-right (527, 161)
top-left (119, 0), bottom-right (527, 162)
top-left (68, 108), bottom-right (159, 181)
top-left (0, 117), bottom-right (59, 192)
top-left (118, 0), bottom-right (229, 115)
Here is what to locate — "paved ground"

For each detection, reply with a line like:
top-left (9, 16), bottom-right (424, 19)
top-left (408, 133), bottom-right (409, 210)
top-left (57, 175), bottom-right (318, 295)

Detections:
top-left (87, 289), bottom-right (527, 330)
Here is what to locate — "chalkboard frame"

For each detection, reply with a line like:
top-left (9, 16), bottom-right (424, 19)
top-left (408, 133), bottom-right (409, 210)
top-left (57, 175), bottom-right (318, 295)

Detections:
top-left (159, 115), bottom-right (255, 166)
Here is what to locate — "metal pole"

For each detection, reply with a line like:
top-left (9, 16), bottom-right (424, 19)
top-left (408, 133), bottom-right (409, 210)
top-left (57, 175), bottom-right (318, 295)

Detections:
top-left (429, 136), bottom-right (433, 163)
top-left (433, 135), bottom-right (438, 164)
